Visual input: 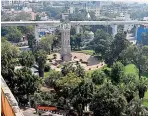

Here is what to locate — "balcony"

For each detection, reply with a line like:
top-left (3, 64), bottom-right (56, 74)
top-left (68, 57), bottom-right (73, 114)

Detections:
top-left (1, 76), bottom-right (24, 116)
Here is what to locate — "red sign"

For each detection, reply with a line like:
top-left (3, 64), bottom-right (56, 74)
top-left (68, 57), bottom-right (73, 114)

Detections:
top-left (37, 105), bottom-right (57, 111)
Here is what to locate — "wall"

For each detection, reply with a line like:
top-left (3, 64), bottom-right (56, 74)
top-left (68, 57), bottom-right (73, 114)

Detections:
top-left (1, 76), bottom-right (24, 116)
top-left (1, 89), bottom-right (15, 116)
top-left (136, 25), bottom-right (148, 41)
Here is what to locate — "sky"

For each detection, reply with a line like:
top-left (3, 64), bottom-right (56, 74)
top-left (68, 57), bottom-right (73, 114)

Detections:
top-left (2, 0), bottom-right (148, 3)
top-left (109, 0), bottom-right (148, 3)
top-left (38, 0), bottom-right (148, 3)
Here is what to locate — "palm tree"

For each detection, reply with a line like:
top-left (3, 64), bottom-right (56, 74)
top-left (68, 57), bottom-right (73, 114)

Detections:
top-left (137, 77), bottom-right (148, 99)
top-left (125, 99), bottom-right (148, 116)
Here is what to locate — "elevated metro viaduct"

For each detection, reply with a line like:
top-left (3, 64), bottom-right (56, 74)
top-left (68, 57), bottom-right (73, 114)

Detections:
top-left (2, 21), bottom-right (148, 61)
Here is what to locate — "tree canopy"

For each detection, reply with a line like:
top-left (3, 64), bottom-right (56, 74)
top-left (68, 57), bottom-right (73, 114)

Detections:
top-left (120, 45), bottom-right (148, 78)
top-left (2, 26), bottom-right (23, 42)
top-left (90, 82), bottom-right (127, 116)
top-left (19, 51), bottom-right (35, 68)
top-left (1, 39), bottom-right (20, 77)
top-left (89, 29), bottom-right (113, 59)
top-left (35, 50), bottom-right (47, 77)
top-left (38, 35), bottom-right (55, 54)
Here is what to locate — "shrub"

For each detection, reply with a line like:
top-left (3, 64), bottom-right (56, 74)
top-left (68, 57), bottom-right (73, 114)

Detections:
top-left (80, 59), bottom-right (83, 62)
top-left (53, 54), bottom-right (57, 59)
top-left (74, 56), bottom-right (77, 59)
top-left (57, 65), bottom-right (62, 68)
top-left (47, 58), bottom-right (52, 62)
top-left (92, 70), bottom-right (105, 85)
top-left (44, 64), bottom-right (51, 72)
top-left (102, 68), bottom-right (111, 77)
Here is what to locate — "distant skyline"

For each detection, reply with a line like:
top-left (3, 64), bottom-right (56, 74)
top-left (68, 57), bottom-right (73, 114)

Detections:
top-left (41, 0), bottom-right (148, 3)
top-left (1, 0), bottom-right (148, 3)
top-left (108, 0), bottom-right (148, 3)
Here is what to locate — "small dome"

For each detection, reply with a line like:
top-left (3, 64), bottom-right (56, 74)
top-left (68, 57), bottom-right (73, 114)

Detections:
top-left (88, 31), bottom-right (94, 35)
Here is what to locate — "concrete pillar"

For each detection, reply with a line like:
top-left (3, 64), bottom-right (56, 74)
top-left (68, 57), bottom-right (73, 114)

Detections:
top-left (124, 24), bottom-right (127, 32)
top-left (111, 24), bottom-right (118, 37)
top-left (60, 23), bottom-right (72, 62)
top-left (76, 25), bottom-right (81, 34)
top-left (34, 25), bottom-right (39, 42)
top-left (135, 25), bottom-right (139, 40)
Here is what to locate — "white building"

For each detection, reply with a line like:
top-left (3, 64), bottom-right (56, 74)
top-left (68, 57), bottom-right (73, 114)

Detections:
top-left (1, 0), bottom-right (29, 6)
top-left (68, 7), bottom-right (75, 14)
top-left (62, 13), bottom-right (69, 20)
top-left (22, 7), bottom-right (32, 12)
top-left (115, 13), bottom-right (129, 20)
top-left (143, 17), bottom-right (148, 21)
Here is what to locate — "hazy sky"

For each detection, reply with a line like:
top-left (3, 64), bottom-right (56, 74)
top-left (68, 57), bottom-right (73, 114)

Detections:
top-left (41, 0), bottom-right (148, 3)
top-left (109, 0), bottom-right (148, 3)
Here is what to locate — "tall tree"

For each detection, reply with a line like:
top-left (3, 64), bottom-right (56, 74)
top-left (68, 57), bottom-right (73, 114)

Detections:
top-left (44, 70), bottom-right (61, 88)
top-left (111, 62), bottom-right (125, 84)
top-left (61, 62), bottom-right (85, 78)
top-left (125, 99), bottom-right (148, 115)
top-left (55, 73), bottom-right (82, 101)
top-left (19, 51), bottom-right (35, 68)
top-left (1, 39), bottom-right (41, 106)
top-left (89, 29), bottom-right (113, 59)
top-left (90, 82), bottom-right (127, 116)
top-left (38, 35), bottom-right (54, 54)
top-left (105, 32), bottom-right (130, 66)
top-left (137, 77), bottom-right (148, 99)
top-left (27, 33), bottom-right (36, 52)
top-left (71, 79), bottom-right (94, 116)
top-left (14, 67), bottom-right (41, 104)
top-left (35, 50), bottom-right (47, 77)
top-left (1, 39), bottom-right (20, 78)
top-left (54, 29), bottom-right (61, 49)
top-left (120, 45), bottom-right (148, 78)
top-left (121, 73), bottom-right (138, 103)
top-left (70, 34), bottom-right (82, 50)
top-left (92, 70), bottom-right (106, 85)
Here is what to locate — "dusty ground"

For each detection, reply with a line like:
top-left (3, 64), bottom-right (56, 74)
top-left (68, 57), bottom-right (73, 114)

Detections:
top-left (71, 52), bottom-right (104, 70)
top-left (21, 107), bottom-right (37, 116)
top-left (48, 52), bottom-right (104, 71)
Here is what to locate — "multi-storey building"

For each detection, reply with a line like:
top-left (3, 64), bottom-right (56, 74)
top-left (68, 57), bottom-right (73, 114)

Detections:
top-left (100, 2), bottom-right (130, 16)
top-left (85, 1), bottom-right (101, 18)
top-left (1, 0), bottom-right (28, 6)
top-left (69, 1), bottom-right (101, 18)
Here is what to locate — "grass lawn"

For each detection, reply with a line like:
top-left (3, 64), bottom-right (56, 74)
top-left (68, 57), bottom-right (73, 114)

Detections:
top-left (125, 64), bottom-right (148, 78)
top-left (75, 50), bottom-right (95, 55)
top-left (125, 64), bottom-right (148, 106)
top-left (143, 90), bottom-right (148, 107)
top-left (124, 64), bottom-right (138, 75)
